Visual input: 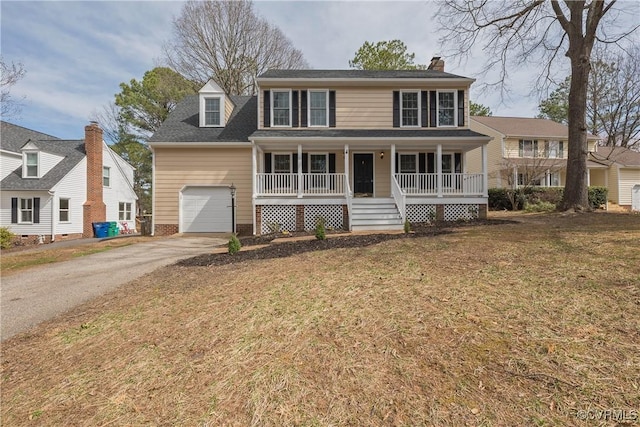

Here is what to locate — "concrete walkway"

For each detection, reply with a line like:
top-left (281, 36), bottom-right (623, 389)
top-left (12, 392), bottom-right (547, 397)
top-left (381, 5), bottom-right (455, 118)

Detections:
top-left (1, 236), bottom-right (225, 341)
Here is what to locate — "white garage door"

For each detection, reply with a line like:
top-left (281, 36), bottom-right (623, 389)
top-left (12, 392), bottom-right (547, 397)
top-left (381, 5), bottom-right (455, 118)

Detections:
top-left (181, 186), bottom-right (232, 233)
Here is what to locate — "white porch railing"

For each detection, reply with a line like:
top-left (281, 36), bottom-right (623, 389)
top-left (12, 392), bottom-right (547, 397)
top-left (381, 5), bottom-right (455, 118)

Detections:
top-left (394, 173), bottom-right (484, 196)
top-left (256, 173), bottom-right (346, 196)
top-left (391, 176), bottom-right (406, 221)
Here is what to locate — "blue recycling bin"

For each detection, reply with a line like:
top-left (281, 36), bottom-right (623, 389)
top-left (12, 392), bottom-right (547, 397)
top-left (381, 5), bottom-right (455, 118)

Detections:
top-left (93, 222), bottom-right (109, 238)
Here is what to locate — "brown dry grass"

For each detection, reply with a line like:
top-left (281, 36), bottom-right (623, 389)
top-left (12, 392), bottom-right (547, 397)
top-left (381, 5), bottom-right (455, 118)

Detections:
top-left (1, 212), bottom-right (639, 426)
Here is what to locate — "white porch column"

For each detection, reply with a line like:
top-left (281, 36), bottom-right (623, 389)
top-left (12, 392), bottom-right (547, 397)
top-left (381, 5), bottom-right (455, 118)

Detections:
top-left (297, 144), bottom-right (303, 198)
top-left (391, 144), bottom-right (396, 186)
top-left (481, 144), bottom-right (488, 197)
top-left (252, 144), bottom-right (258, 197)
top-left (513, 165), bottom-right (518, 188)
top-left (344, 144), bottom-right (349, 193)
top-left (587, 168), bottom-right (591, 186)
top-left (437, 143), bottom-right (443, 197)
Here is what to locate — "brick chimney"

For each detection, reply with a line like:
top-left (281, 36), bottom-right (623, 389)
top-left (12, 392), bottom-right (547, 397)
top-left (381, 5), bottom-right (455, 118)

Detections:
top-left (428, 56), bottom-right (445, 72)
top-left (82, 122), bottom-right (106, 237)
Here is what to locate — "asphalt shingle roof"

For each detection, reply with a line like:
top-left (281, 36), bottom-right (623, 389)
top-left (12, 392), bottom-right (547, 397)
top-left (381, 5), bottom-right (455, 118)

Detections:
top-left (259, 69), bottom-right (470, 80)
top-left (1, 121), bottom-right (86, 191)
top-left (590, 146), bottom-right (640, 167)
top-left (250, 129), bottom-right (489, 139)
top-left (149, 95), bottom-right (257, 143)
top-left (471, 116), bottom-right (599, 140)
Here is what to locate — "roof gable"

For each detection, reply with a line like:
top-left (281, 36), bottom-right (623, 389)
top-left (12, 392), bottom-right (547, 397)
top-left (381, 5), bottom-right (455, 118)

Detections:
top-left (199, 79), bottom-right (225, 94)
top-left (21, 141), bottom-right (40, 151)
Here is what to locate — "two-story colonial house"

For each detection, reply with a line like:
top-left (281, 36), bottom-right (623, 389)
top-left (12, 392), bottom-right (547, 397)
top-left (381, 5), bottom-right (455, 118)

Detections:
top-left (150, 61), bottom-right (491, 235)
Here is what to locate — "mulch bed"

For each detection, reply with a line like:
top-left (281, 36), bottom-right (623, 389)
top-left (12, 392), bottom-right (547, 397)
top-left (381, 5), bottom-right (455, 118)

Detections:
top-left (178, 219), bottom-right (514, 267)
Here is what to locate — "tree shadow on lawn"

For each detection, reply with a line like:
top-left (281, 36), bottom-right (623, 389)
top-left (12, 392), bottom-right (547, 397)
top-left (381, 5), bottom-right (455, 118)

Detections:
top-left (178, 219), bottom-right (515, 268)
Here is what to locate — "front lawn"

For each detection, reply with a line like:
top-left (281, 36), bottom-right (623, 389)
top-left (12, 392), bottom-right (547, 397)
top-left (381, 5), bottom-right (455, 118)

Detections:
top-left (1, 212), bottom-right (639, 426)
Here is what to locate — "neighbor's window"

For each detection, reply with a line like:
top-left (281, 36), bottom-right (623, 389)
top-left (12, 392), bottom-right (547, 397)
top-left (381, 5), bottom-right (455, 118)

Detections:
top-left (271, 90), bottom-right (291, 127)
top-left (309, 91), bottom-right (328, 127)
top-left (438, 91), bottom-right (456, 127)
top-left (310, 153), bottom-right (328, 173)
top-left (273, 154), bottom-right (291, 173)
top-left (549, 172), bottom-right (560, 187)
top-left (119, 202), bottom-right (132, 221)
top-left (519, 140), bottom-right (538, 158)
top-left (19, 198), bottom-right (33, 223)
top-left (401, 92), bottom-right (419, 127)
top-left (25, 152), bottom-right (39, 177)
top-left (204, 97), bottom-right (221, 126)
top-left (103, 166), bottom-right (110, 186)
top-left (547, 140), bottom-right (563, 158)
top-left (59, 198), bottom-right (70, 222)
top-left (399, 154), bottom-right (417, 173)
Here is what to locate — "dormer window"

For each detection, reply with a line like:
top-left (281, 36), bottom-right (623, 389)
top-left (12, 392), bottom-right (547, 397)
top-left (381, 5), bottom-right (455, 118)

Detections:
top-left (204, 97), bottom-right (221, 126)
top-left (24, 152), bottom-right (39, 178)
top-left (198, 79), bottom-right (226, 127)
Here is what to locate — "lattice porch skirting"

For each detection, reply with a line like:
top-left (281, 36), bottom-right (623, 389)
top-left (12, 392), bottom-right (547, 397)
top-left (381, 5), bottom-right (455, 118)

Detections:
top-left (259, 205), bottom-right (346, 234)
top-left (407, 203), bottom-right (483, 222)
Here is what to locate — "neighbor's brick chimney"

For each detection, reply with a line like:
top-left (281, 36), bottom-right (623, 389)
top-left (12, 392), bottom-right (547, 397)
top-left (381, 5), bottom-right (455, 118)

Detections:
top-left (82, 122), bottom-right (106, 237)
top-left (428, 56), bottom-right (445, 72)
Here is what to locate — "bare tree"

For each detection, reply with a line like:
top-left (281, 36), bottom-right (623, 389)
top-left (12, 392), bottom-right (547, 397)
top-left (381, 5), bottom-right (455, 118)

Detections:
top-left (163, 0), bottom-right (308, 95)
top-left (498, 156), bottom-right (565, 210)
top-left (437, 0), bottom-right (638, 211)
top-left (1, 57), bottom-right (26, 118)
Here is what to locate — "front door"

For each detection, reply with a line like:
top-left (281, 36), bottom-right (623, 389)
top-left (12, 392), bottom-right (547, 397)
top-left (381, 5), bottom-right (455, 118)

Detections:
top-left (353, 153), bottom-right (374, 196)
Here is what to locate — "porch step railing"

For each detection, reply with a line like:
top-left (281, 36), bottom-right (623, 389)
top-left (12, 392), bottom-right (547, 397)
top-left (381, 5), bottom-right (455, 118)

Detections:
top-left (391, 176), bottom-right (406, 221)
top-left (394, 173), bottom-right (484, 195)
top-left (256, 173), bottom-right (346, 196)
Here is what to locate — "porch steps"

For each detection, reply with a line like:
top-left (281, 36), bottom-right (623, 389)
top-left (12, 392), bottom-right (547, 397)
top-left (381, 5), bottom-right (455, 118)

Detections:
top-left (350, 198), bottom-right (404, 231)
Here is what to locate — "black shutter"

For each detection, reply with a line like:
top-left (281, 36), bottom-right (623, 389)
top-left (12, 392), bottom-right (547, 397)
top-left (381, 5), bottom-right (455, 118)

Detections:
top-left (329, 153), bottom-right (336, 173)
top-left (329, 91), bottom-right (336, 127)
top-left (457, 90), bottom-right (465, 126)
top-left (263, 91), bottom-right (270, 127)
top-left (427, 153), bottom-right (435, 173)
top-left (11, 197), bottom-right (18, 223)
top-left (292, 153), bottom-right (298, 173)
top-left (419, 153), bottom-right (426, 173)
top-left (395, 153), bottom-right (399, 173)
top-left (429, 91), bottom-right (437, 127)
top-left (264, 153), bottom-right (272, 173)
top-left (301, 90), bottom-right (308, 127)
top-left (292, 91), bottom-right (299, 127)
top-left (454, 153), bottom-right (462, 173)
top-left (392, 91), bottom-right (400, 128)
top-left (421, 91), bottom-right (428, 127)
top-left (33, 197), bottom-right (40, 224)
top-left (519, 140), bottom-right (524, 157)
top-left (534, 140), bottom-right (539, 157)
top-left (302, 152), bottom-right (308, 173)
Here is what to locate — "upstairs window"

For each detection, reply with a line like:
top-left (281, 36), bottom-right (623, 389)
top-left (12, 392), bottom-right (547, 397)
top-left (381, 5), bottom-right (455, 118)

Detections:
top-left (103, 166), bottom-right (111, 187)
top-left (25, 152), bottom-right (39, 177)
top-left (271, 90), bottom-right (291, 127)
top-left (401, 92), bottom-right (419, 127)
top-left (59, 198), bottom-right (70, 222)
top-left (519, 140), bottom-right (538, 158)
top-left (204, 98), bottom-right (221, 126)
top-left (547, 141), bottom-right (564, 158)
top-left (437, 91), bottom-right (456, 127)
top-left (309, 90), bottom-right (328, 127)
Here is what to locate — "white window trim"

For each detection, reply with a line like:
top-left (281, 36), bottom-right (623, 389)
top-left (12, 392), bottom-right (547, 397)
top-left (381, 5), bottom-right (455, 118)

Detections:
top-left (200, 95), bottom-right (225, 127)
top-left (119, 202), bottom-right (132, 221)
top-left (19, 197), bottom-right (34, 224)
top-left (307, 90), bottom-right (329, 128)
top-left (272, 152), bottom-right (293, 173)
top-left (103, 166), bottom-right (111, 187)
top-left (400, 90), bottom-right (421, 128)
top-left (270, 89), bottom-right (292, 128)
top-left (309, 152), bottom-right (329, 173)
top-left (398, 152), bottom-right (419, 173)
top-left (59, 197), bottom-right (71, 223)
top-left (520, 139), bottom-right (537, 158)
top-left (22, 151), bottom-right (40, 178)
top-left (437, 90), bottom-right (457, 128)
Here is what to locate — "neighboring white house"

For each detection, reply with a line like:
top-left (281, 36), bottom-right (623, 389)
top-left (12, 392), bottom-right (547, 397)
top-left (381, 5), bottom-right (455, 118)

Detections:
top-left (0, 121), bottom-right (138, 245)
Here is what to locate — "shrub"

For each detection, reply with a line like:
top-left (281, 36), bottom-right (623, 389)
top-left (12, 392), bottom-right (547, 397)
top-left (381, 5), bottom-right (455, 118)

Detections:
top-left (403, 219), bottom-right (411, 234)
top-left (523, 201), bottom-right (557, 213)
top-left (228, 234), bottom-right (241, 255)
top-left (488, 188), bottom-right (512, 210)
top-left (315, 216), bottom-right (326, 240)
top-left (0, 227), bottom-right (15, 249)
top-left (588, 186), bottom-right (608, 209)
top-left (527, 187), bottom-right (563, 207)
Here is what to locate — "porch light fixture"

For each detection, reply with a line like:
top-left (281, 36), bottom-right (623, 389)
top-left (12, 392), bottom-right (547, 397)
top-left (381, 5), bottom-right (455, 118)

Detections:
top-left (229, 183), bottom-right (236, 197)
top-left (380, 151), bottom-right (384, 159)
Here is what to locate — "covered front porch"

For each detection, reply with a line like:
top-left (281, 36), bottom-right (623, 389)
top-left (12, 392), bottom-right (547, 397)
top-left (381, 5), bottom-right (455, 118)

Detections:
top-left (250, 136), bottom-right (490, 233)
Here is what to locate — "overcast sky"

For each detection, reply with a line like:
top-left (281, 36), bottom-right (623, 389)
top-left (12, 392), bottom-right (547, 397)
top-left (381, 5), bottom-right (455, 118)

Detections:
top-left (1, 1), bottom-right (637, 140)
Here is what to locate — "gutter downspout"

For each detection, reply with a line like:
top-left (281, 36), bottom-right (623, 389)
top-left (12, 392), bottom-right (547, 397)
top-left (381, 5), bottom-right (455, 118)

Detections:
top-left (48, 190), bottom-right (56, 242)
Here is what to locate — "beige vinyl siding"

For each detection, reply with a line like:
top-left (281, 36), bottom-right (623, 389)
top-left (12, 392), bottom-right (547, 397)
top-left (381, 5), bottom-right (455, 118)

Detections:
top-left (154, 147), bottom-right (252, 225)
top-left (224, 97), bottom-right (235, 124)
top-left (618, 168), bottom-right (640, 205)
top-left (607, 165), bottom-right (620, 203)
top-left (467, 120), bottom-right (503, 187)
top-left (375, 151), bottom-right (391, 197)
top-left (258, 85), bottom-right (469, 130)
top-left (589, 169), bottom-right (607, 187)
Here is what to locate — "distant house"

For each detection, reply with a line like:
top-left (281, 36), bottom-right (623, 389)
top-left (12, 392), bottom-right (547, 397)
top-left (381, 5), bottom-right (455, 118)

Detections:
top-left (150, 60), bottom-right (493, 235)
top-left (0, 121), bottom-right (138, 245)
top-left (467, 116), bottom-right (640, 211)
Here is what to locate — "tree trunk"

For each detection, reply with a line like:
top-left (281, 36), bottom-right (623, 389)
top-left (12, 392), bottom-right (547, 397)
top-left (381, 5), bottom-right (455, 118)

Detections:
top-left (561, 48), bottom-right (591, 210)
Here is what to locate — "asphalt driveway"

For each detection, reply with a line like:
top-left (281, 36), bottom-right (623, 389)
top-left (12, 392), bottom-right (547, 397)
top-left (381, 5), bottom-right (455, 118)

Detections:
top-left (1, 236), bottom-right (226, 341)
